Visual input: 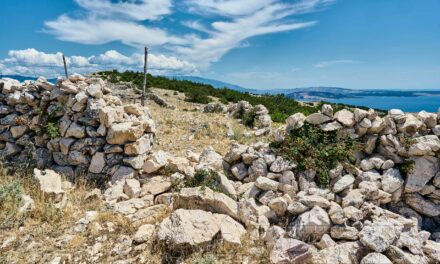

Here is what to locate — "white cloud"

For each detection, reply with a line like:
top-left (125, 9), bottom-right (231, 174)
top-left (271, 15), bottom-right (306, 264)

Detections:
top-left (74, 0), bottom-right (172, 21)
top-left (43, 0), bottom-right (335, 69)
top-left (315, 60), bottom-right (359, 68)
top-left (177, 1), bottom-right (327, 67)
top-left (1, 48), bottom-right (197, 77)
top-left (44, 16), bottom-right (185, 47)
top-left (186, 0), bottom-right (277, 17)
top-left (5, 48), bottom-right (64, 67)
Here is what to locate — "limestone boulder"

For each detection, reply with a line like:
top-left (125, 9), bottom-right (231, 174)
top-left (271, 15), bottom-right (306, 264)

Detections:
top-left (89, 152), bottom-right (106, 173)
top-left (359, 220), bottom-right (400, 252)
top-left (142, 151), bottom-right (167, 174)
top-left (140, 176), bottom-right (172, 196)
top-left (305, 113), bottom-right (331, 125)
top-left (175, 187), bottom-right (239, 220)
top-left (381, 168), bottom-right (404, 194)
top-left (270, 238), bottom-right (312, 264)
top-left (334, 109), bottom-right (355, 127)
top-left (408, 135), bottom-right (440, 156)
top-left (361, 253), bottom-right (392, 264)
top-left (106, 122), bottom-right (145, 145)
top-left (124, 135), bottom-right (153, 156)
top-left (286, 113), bottom-right (306, 132)
top-left (405, 156), bottom-right (439, 193)
top-left (332, 174), bottom-right (355, 193)
top-left (289, 206), bottom-right (331, 242)
top-left (133, 224), bottom-right (155, 243)
top-left (33, 168), bottom-right (64, 195)
top-left (405, 193), bottom-right (440, 217)
top-left (157, 209), bottom-right (245, 246)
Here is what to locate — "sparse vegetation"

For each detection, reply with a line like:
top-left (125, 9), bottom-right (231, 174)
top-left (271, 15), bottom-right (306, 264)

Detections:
top-left (185, 169), bottom-right (219, 190)
top-left (46, 121), bottom-right (59, 139)
top-left (398, 159), bottom-right (415, 176)
top-left (0, 179), bottom-right (25, 229)
top-left (270, 123), bottom-right (361, 187)
top-left (97, 70), bottom-right (322, 122)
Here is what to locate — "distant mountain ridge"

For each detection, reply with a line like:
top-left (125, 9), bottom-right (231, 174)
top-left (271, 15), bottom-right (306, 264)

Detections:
top-left (167, 76), bottom-right (258, 93)
top-left (3, 74), bottom-right (440, 101)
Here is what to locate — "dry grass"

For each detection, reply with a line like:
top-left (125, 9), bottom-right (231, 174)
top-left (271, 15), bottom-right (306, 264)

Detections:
top-left (1, 87), bottom-right (275, 263)
top-left (0, 166), bottom-right (103, 263)
top-left (145, 88), bottom-right (272, 156)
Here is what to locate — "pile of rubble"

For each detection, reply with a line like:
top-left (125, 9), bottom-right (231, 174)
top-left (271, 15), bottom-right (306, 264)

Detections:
top-left (0, 75), bottom-right (156, 182)
top-left (204, 100), bottom-right (272, 135)
top-left (3, 74), bottom-right (440, 263)
top-left (97, 103), bottom-right (440, 263)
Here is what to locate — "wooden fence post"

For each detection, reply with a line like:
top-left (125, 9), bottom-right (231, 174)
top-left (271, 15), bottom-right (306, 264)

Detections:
top-left (141, 47), bottom-right (148, 106)
top-left (62, 54), bottom-right (68, 79)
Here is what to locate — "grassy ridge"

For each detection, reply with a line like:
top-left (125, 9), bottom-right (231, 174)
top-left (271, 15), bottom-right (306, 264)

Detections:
top-left (97, 70), bottom-right (379, 123)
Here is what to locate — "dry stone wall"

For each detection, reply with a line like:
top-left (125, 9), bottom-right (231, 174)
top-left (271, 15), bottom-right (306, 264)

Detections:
top-left (0, 75), bottom-right (156, 182)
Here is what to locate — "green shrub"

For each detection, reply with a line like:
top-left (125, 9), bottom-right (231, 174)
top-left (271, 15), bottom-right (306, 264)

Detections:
top-left (270, 123), bottom-right (360, 187)
top-left (397, 159), bottom-right (415, 176)
top-left (0, 180), bottom-right (25, 229)
top-left (46, 122), bottom-right (59, 139)
top-left (185, 169), bottom-right (218, 190)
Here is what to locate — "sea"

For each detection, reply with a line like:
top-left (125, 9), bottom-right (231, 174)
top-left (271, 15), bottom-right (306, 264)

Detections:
top-left (324, 95), bottom-right (440, 113)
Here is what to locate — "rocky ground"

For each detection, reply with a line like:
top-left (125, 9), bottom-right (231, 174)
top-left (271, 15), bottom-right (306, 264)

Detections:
top-left (1, 75), bottom-right (440, 264)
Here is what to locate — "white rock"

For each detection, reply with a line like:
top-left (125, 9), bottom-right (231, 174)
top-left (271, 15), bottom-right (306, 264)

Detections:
top-left (270, 238), bottom-right (312, 264)
top-left (142, 151), bottom-right (167, 173)
top-left (321, 121), bottom-right (343, 131)
top-left (175, 187), bottom-right (239, 220)
top-left (361, 253), bottom-right (392, 264)
top-left (87, 84), bottom-right (103, 98)
top-left (359, 220), bottom-right (400, 252)
top-left (289, 206), bottom-right (331, 242)
top-left (106, 122), bottom-right (145, 145)
top-left (334, 109), bottom-right (355, 127)
top-left (89, 152), bottom-right (106, 173)
top-left (269, 197), bottom-right (288, 216)
top-left (305, 113), bottom-right (331, 125)
top-left (65, 123), bottom-right (85, 139)
top-left (124, 135), bottom-right (153, 156)
top-left (405, 193), bottom-right (440, 217)
top-left (286, 113), bottom-right (306, 132)
top-left (332, 174), bottom-right (355, 193)
top-left (231, 162), bottom-right (248, 180)
top-left (133, 224), bottom-right (155, 243)
top-left (405, 156), bottom-right (439, 193)
top-left (111, 166), bottom-right (135, 183)
top-left (381, 168), bottom-right (404, 193)
top-left (255, 176), bottom-right (279, 191)
top-left (157, 209), bottom-right (245, 246)
top-left (123, 179), bottom-right (141, 198)
top-left (33, 169), bottom-right (64, 195)
top-left (140, 176), bottom-right (172, 196)
top-left (321, 104), bottom-right (333, 117)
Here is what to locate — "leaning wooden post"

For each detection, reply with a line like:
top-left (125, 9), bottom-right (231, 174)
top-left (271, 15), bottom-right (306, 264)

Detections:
top-left (141, 47), bottom-right (148, 106)
top-left (62, 53), bottom-right (68, 79)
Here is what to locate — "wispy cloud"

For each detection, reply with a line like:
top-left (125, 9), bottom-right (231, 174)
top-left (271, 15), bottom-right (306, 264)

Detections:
top-left (43, 0), bottom-right (336, 69)
top-left (315, 59), bottom-right (359, 68)
top-left (0, 48), bottom-right (197, 77)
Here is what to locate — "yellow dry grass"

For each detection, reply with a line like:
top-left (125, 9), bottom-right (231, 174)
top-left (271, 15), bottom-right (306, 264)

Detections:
top-left (146, 88), bottom-right (272, 156)
top-left (1, 87), bottom-right (274, 263)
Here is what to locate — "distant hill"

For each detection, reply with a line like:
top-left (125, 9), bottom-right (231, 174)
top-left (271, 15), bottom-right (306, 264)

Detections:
top-left (166, 76), bottom-right (258, 93)
top-left (285, 87), bottom-right (440, 100)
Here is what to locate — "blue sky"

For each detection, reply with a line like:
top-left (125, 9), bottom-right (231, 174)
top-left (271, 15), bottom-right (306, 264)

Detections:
top-left (0, 0), bottom-right (439, 90)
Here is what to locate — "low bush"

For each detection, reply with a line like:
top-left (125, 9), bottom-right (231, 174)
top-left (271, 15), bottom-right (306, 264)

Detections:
top-left (270, 123), bottom-right (361, 187)
top-left (0, 179), bottom-right (25, 229)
